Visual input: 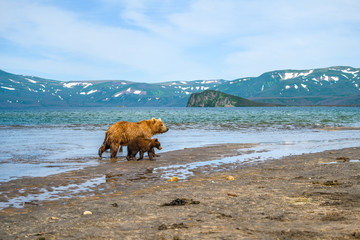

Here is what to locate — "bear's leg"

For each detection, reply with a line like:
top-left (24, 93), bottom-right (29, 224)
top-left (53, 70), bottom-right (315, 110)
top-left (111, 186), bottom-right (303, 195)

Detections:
top-left (150, 148), bottom-right (160, 158)
top-left (147, 147), bottom-right (156, 160)
top-left (98, 143), bottom-right (110, 158)
top-left (98, 145), bottom-right (105, 158)
top-left (126, 150), bottom-right (137, 161)
top-left (148, 150), bottom-right (154, 160)
top-left (132, 151), bottom-right (139, 160)
top-left (126, 154), bottom-right (134, 161)
top-left (137, 151), bottom-right (144, 161)
top-left (151, 148), bottom-right (160, 157)
top-left (110, 142), bottom-right (120, 159)
top-left (119, 145), bottom-right (123, 152)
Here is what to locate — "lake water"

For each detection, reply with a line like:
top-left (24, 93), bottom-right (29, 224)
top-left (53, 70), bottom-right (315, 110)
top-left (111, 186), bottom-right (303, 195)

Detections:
top-left (1, 107), bottom-right (360, 182)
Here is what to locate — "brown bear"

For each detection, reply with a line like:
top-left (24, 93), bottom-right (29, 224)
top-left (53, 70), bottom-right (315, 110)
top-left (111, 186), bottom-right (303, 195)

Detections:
top-left (98, 118), bottom-right (168, 159)
top-left (126, 137), bottom-right (162, 161)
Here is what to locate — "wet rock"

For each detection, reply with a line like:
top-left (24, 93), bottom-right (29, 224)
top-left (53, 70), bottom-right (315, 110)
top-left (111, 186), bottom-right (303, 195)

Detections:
top-left (352, 231), bottom-right (360, 238)
top-left (162, 198), bottom-right (200, 206)
top-left (105, 173), bottom-right (123, 187)
top-left (265, 214), bottom-right (285, 221)
top-left (217, 213), bottom-right (233, 219)
top-left (227, 193), bottom-right (238, 197)
top-left (171, 223), bottom-right (188, 229)
top-left (24, 200), bottom-right (40, 206)
top-left (323, 180), bottom-right (340, 186)
top-left (321, 213), bottom-right (346, 221)
top-left (312, 180), bottom-right (341, 186)
top-left (336, 156), bottom-right (350, 162)
top-left (294, 176), bottom-right (305, 179)
top-left (158, 224), bottom-right (167, 230)
top-left (320, 201), bottom-right (341, 206)
top-left (112, 203), bottom-right (118, 207)
top-left (158, 223), bottom-right (188, 231)
top-left (105, 173), bottom-right (123, 179)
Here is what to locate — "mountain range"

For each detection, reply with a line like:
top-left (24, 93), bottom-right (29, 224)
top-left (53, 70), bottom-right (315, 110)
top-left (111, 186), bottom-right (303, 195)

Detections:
top-left (1, 66), bottom-right (359, 108)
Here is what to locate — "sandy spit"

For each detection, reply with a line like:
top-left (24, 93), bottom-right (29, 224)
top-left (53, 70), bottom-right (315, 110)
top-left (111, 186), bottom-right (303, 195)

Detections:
top-left (0, 144), bottom-right (359, 239)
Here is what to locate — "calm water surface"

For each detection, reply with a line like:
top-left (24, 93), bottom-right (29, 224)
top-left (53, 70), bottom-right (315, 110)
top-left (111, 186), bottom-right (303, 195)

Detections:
top-left (0, 107), bottom-right (360, 182)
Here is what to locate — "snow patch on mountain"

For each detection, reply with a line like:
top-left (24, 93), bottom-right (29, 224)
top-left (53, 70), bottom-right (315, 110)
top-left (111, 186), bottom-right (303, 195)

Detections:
top-left (283, 73), bottom-right (298, 80)
top-left (113, 92), bottom-right (122, 97)
top-left (238, 78), bottom-right (249, 82)
top-left (9, 79), bottom-right (20, 84)
top-left (113, 88), bottom-right (145, 97)
top-left (318, 74), bottom-right (339, 82)
top-left (63, 82), bottom-right (93, 88)
top-left (281, 70), bottom-right (313, 80)
top-left (87, 90), bottom-right (97, 95)
top-left (1, 86), bottom-right (15, 90)
top-left (25, 78), bottom-right (37, 84)
top-left (80, 90), bottom-right (98, 95)
top-left (27, 88), bottom-right (38, 93)
top-left (200, 80), bottom-right (218, 84)
top-left (342, 69), bottom-right (359, 76)
top-left (195, 86), bottom-right (209, 91)
top-left (301, 84), bottom-right (309, 91)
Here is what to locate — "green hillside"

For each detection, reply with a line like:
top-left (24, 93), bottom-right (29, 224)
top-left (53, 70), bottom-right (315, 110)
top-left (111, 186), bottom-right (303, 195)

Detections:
top-left (186, 90), bottom-right (277, 107)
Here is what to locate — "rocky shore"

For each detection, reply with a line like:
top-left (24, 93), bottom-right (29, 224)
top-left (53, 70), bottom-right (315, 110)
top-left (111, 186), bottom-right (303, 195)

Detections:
top-left (0, 145), bottom-right (359, 239)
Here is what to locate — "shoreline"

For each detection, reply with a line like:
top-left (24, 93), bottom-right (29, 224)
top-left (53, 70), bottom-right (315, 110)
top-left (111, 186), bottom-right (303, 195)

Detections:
top-left (0, 143), bottom-right (256, 209)
top-left (0, 145), bottom-right (359, 239)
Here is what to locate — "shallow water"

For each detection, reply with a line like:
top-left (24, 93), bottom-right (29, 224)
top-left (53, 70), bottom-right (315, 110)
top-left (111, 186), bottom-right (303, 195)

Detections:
top-left (156, 129), bottom-right (360, 179)
top-left (1, 107), bottom-right (360, 208)
top-left (1, 107), bottom-right (360, 181)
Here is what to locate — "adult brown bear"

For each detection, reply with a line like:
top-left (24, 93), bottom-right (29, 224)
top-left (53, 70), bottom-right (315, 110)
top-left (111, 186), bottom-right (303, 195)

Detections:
top-left (98, 118), bottom-right (168, 159)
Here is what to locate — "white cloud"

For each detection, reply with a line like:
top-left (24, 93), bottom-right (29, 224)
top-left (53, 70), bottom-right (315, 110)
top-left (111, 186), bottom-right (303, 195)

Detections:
top-left (0, 0), bottom-right (359, 82)
top-left (0, 0), bottom-right (207, 81)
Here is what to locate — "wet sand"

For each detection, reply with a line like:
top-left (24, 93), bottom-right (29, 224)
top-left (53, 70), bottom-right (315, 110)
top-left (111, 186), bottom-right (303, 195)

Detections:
top-left (0, 144), bottom-right (359, 239)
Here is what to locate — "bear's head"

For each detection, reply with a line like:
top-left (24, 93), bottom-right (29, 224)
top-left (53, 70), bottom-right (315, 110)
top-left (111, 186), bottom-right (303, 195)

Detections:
top-left (152, 138), bottom-right (162, 150)
top-left (151, 118), bottom-right (168, 134)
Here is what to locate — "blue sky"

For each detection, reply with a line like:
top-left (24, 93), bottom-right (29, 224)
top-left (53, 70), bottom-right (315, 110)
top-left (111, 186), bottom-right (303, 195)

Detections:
top-left (0, 0), bottom-right (359, 82)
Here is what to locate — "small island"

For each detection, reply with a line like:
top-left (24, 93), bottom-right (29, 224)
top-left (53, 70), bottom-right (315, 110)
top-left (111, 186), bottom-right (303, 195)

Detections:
top-left (186, 90), bottom-right (279, 107)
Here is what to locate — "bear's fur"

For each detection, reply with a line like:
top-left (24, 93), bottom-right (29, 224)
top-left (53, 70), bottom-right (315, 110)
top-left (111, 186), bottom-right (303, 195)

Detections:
top-left (126, 137), bottom-right (162, 161)
top-left (98, 118), bottom-right (168, 159)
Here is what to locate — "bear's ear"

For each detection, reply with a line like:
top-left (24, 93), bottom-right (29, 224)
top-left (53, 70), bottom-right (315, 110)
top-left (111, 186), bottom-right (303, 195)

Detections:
top-left (158, 118), bottom-right (162, 121)
top-left (152, 118), bottom-right (156, 122)
top-left (153, 138), bottom-right (158, 141)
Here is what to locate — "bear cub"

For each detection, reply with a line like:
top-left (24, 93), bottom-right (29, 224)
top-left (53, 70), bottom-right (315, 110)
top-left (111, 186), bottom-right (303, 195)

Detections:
top-left (126, 137), bottom-right (162, 161)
